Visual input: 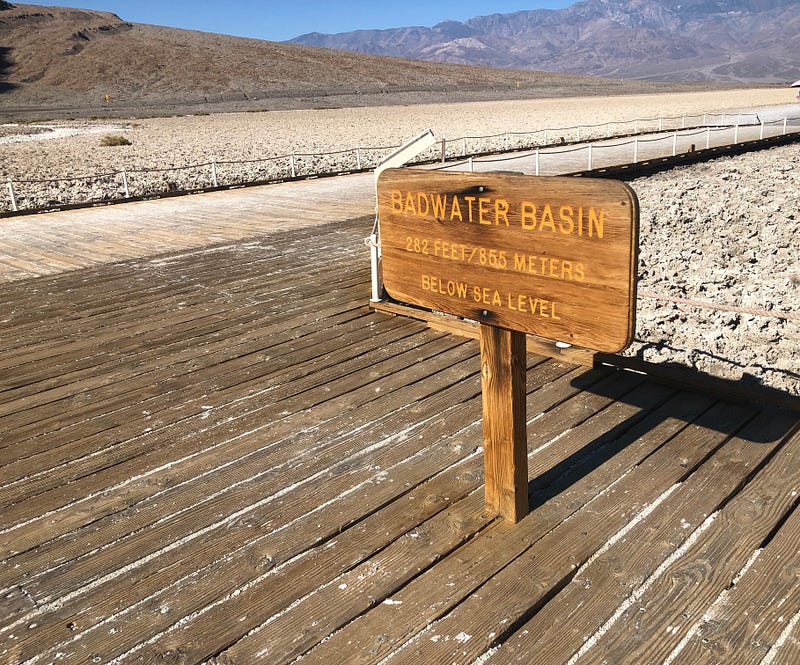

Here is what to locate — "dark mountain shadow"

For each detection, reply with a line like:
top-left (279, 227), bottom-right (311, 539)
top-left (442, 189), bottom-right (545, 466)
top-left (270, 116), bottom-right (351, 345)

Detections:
top-left (0, 46), bottom-right (17, 94)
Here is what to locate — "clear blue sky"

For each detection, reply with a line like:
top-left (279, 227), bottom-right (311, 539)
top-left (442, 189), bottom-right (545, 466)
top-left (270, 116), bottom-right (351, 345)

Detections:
top-left (38, 1), bottom-right (578, 41)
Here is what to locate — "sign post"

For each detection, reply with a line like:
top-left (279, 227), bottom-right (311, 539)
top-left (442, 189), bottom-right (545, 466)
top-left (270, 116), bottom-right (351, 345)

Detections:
top-left (377, 169), bottom-right (639, 522)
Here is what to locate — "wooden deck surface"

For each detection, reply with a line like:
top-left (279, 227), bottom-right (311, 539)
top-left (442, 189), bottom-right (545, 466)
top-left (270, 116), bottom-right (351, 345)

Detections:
top-left (2, 212), bottom-right (800, 665)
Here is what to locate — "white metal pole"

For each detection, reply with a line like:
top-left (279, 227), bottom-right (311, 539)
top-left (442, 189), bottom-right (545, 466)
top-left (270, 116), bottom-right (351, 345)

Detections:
top-left (7, 178), bottom-right (17, 212)
top-left (760, 121), bottom-right (764, 140)
top-left (734, 122), bottom-right (739, 144)
top-left (290, 153), bottom-right (296, 178)
top-left (356, 147), bottom-right (362, 170)
top-left (371, 129), bottom-right (437, 304)
top-left (211, 161), bottom-right (218, 187)
top-left (441, 134), bottom-right (446, 163)
top-left (121, 169), bottom-right (130, 197)
top-left (369, 232), bottom-right (380, 302)
top-left (587, 144), bottom-right (593, 170)
top-left (535, 148), bottom-right (540, 176)
top-left (672, 132), bottom-right (678, 156)
top-left (706, 127), bottom-right (711, 149)
top-left (633, 137), bottom-right (639, 163)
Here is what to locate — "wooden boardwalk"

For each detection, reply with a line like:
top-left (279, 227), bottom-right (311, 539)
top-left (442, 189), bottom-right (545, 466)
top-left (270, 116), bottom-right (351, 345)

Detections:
top-left (0, 173), bottom-right (375, 283)
top-left (2, 211), bottom-right (800, 665)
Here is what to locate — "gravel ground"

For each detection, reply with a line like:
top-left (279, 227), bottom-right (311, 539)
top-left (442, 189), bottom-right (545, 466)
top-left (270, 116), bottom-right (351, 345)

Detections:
top-left (1, 86), bottom-right (797, 396)
top-left (628, 143), bottom-right (799, 396)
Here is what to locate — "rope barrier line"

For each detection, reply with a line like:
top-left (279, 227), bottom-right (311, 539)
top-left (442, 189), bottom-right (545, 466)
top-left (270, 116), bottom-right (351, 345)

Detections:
top-left (638, 289), bottom-right (799, 322)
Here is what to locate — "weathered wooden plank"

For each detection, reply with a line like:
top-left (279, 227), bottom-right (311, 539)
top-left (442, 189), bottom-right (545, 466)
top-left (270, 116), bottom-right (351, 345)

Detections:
top-left (0, 302), bottom-right (388, 468)
top-left (677, 501), bottom-right (800, 664)
top-left (0, 356), bottom-right (576, 662)
top-left (486, 409), bottom-right (800, 664)
top-left (293, 386), bottom-right (711, 665)
top-left (0, 330), bottom-right (466, 556)
top-left (372, 400), bottom-right (755, 665)
top-left (125, 368), bottom-right (644, 660)
top-left (571, 417), bottom-right (800, 664)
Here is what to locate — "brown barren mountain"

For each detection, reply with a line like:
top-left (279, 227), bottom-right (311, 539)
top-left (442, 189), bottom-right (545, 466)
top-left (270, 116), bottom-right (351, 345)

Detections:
top-left (0, 3), bottom-right (690, 119)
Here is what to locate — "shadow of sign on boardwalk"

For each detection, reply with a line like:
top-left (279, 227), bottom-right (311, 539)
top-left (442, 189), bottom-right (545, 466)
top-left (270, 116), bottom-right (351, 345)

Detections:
top-left (529, 367), bottom-right (799, 513)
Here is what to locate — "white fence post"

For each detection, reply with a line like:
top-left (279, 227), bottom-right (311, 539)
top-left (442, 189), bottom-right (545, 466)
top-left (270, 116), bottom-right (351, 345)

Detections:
top-left (290, 153), bottom-right (296, 178)
top-left (535, 148), bottom-right (540, 176)
top-left (672, 132), bottom-right (678, 156)
top-left (587, 144), bottom-right (593, 170)
top-left (7, 178), bottom-right (17, 212)
top-left (633, 137), bottom-right (639, 163)
top-left (210, 161), bottom-right (218, 187)
top-left (706, 127), bottom-right (711, 149)
top-left (441, 134), bottom-right (447, 163)
top-left (356, 147), bottom-right (362, 170)
top-left (121, 169), bottom-right (130, 197)
top-left (734, 120), bottom-right (739, 144)
top-left (468, 156), bottom-right (474, 173)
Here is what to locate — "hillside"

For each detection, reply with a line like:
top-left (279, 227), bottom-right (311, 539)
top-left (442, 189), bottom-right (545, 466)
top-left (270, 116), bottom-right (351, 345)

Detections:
top-left (0, 3), bottom-right (687, 119)
top-left (292, 0), bottom-right (800, 84)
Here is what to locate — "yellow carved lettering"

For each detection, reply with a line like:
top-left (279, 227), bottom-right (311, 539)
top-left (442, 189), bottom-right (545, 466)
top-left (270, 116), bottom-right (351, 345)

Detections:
top-left (450, 196), bottom-right (463, 222)
top-left (521, 201), bottom-right (536, 229)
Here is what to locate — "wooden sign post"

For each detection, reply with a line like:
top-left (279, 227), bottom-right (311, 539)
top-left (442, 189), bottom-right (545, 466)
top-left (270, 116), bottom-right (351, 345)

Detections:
top-left (377, 169), bottom-right (639, 522)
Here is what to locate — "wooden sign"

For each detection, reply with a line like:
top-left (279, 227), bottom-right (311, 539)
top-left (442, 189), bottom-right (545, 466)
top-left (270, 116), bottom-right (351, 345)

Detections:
top-left (377, 168), bottom-right (639, 353)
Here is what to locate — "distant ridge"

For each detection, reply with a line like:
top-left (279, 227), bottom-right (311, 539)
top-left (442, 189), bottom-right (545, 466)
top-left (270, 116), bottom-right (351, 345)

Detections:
top-left (291, 0), bottom-right (800, 84)
top-left (0, 3), bottom-right (691, 119)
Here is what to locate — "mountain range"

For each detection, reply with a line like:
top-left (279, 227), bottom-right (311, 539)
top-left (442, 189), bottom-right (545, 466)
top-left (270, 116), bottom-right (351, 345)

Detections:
top-left (291, 0), bottom-right (800, 84)
top-left (0, 2), bottom-right (682, 119)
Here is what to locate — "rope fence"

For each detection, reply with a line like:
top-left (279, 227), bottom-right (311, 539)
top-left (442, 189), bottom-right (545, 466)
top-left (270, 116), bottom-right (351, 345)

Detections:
top-left (5, 109), bottom-right (794, 214)
top-left (638, 289), bottom-right (800, 323)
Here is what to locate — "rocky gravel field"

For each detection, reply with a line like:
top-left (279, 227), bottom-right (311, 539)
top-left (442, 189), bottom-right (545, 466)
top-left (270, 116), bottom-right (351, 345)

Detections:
top-left (628, 143), bottom-right (799, 396)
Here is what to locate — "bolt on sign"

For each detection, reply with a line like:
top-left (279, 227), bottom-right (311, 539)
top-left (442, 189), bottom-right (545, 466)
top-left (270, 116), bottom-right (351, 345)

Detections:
top-left (377, 168), bottom-right (639, 354)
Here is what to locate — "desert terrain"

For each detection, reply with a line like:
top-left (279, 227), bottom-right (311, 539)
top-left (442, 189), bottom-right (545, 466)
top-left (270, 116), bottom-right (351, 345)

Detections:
top-left (1, 87), bottom-right (794, 190)
top-left (1, 86), bottom-right (798, 396)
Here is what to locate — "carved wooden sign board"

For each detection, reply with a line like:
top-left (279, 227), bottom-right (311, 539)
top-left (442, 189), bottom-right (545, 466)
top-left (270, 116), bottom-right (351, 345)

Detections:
top-left (378, 168), bottom-right (639, 523)
top-left (378, 168), bottom-right (640, 353)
